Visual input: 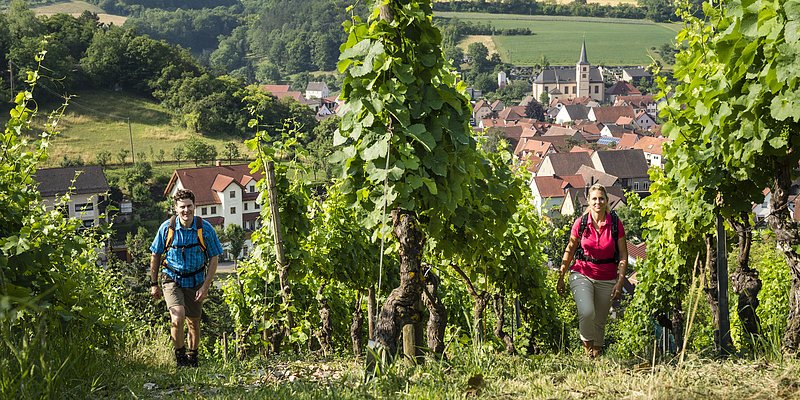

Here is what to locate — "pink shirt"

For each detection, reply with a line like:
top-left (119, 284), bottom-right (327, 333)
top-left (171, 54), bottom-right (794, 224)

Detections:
top-left (570, 213), bottom-right (625, 280)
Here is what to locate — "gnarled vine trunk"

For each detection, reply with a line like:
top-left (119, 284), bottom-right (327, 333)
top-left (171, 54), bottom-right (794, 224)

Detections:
top-left (452, 264), bottom-right (489, 344)
top-left (421, 265), bottom-right (447, 356)
top-left (317, 282), bottom-right (332, 355)
top-left (374, 209), bottom-right (426, 357)
top-left (704, 235), bottom-right (721, 331)
top-left (672, 300), bottom-right (685, 353)
top-left (351, 296), bottom-right (364, 357)
top-left (728, 213), bottom-right (762, 340)
top-left (766, 163), bottom-right (800, 351)
top-left (493, 292), bottom-right (516, 354)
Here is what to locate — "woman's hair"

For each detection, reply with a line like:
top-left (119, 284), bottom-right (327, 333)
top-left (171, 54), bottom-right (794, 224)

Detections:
top-left (583, 183), bottom-right (611, 215)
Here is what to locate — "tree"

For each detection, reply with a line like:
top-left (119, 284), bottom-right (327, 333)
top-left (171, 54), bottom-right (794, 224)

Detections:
top-left (466, 42), bottom-right (490, 73)
top-left (96, 150), bottom-right (111, 168)
top-left (223, 223), bottom-right (245, 261)
top-left (525, 99), bottom-right (546, 121)
top-left (335, 0), bottom-right (482, 359)
top-left (172, 145), bottom-right (185, 166)
top-left (224, 142), bottom-right (241, 164)
top-left (117, 149), bottom-right (130, 165)
top-left (539, 91), bottom-right (550, 106)
top-left (183, 136), bottom-right (217, 166)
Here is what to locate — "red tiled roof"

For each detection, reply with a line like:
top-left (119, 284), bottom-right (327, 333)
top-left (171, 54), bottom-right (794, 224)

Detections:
top-left (616, 116), bottom-right (634, 125)
top-left (166, 164), bottom-right (264, 206)
top-left (614, 95), bottom-right (655, 108)
top-left (569, 146), bottom-right (593, 154)
top-left (522, 153), bottom-right (544, 173)
top-left (606, 81), bottom-right (641, 96)
top-left (618, 133), bottom-right (640, 149)
top-left (261, 84), bottom-right (290, 93)
top-left (498, 106), bottom-right (526, 121)
top-left (543, 126), bottom-right (580, 137)
top-left (205, 216), bottom-right (225, 226)
top-left (515, 139), bottom-right (554, 158)
top-left (632, 136), bottom-right (669, 156)
top-left (534, 174), bottom-right (585, 198)
top-left (591, 106), bottom-right (636, 124)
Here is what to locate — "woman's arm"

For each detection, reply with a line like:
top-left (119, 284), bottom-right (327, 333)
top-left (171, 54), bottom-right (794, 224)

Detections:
top-left (612, 235), bottom-right (629, 299)
top-left (560, 235), bottom-right (580, 276)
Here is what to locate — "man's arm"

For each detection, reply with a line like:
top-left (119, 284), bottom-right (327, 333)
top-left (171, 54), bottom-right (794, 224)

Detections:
top-left (150, 253), bottom-right (163, 298)
top-left (195, 255), bottom-right (218, 302)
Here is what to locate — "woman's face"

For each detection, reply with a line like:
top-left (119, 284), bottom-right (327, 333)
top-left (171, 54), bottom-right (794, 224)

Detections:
top-left (588, 189), bottom-right (607, 214)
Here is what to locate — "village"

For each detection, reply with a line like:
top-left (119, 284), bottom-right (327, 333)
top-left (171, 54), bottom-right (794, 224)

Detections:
top-left (30, 41), bottom-right (800, 271)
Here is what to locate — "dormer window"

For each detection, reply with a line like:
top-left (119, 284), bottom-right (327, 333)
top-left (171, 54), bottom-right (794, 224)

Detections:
top-left (249, 185), bottom-right (255, 193)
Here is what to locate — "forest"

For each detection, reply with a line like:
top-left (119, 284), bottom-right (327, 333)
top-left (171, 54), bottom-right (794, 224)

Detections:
top-left (1, 0), bottom-right (800, 398)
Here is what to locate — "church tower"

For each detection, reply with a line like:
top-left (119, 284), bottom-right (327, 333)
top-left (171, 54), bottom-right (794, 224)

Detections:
top-left (576, 40), bottom-right (590, 98)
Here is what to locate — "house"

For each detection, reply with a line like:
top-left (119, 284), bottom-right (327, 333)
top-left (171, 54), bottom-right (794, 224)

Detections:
top-left (575, 164), bottom-right (619, 188)
top-left (490, 99), bottom-right (505, 113)
top-left (605, 81), bottom-right (641, 103)
top-left (497, 106), bottom-right (527, 124)
top-left (626, 240), bottom-right (647, 266)
top-left (34, 165), bottom-right (110, 228)
top-left (614, 95), bottom-right (657, 115)
top-left (473, 99), bottom-right (493, 124)
top-left (589, 106), bottom-right (636, 125)
top-left (532, 42), bottom-right (605, 102)
top-left (617, 133), bottom-right (640, 149)
top-left (530, 174), bottom-right (586, 216)
top-left (164, 163), bottom-right (265, 256)
top-left (632, 136), bottom-right (669, 167)
top-left (591, 149), bottom-right (651, 193)
top-left (305, 81), bottom-right (330, 99)
top-left (621, 67), bottom-right (652, 83)
top-left (485, 125), bottom-right (525, 150)
top-left (514, 139), bottom-right (556, 160)
top-left (601, 124), bottom-right (636, 138)
top-left (498, 70), bottom-right (508, 89)
top-left (560, 184), bottom-right (626, 216)
top-left (261, 84), bottom-right (304, 102)
top-left (555, 104), bottom-right (590, 125)
top-left (537, 152), bottom-right (594, 177)
top-left (634, 110), bottom-right (658, 131)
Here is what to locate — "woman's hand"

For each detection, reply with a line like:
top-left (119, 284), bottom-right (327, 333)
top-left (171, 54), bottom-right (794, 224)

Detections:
top-left (557, 274), bottom-right (567, 298)
top-left (150, 285), bottom-right (162, 299)
top-left (611, 281), bottom-right (623, 300)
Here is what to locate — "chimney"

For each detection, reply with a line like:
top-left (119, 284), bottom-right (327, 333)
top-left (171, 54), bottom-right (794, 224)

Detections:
top-left (215, 160), bottom-right (222, 166)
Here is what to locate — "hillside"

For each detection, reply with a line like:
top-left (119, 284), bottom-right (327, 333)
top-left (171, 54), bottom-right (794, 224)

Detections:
top-left (439, 12), bottom-right (679, 66)
top-left (30, 0), bottom-right (128, 25)
top-left (27, 90), bottom-right (250, 167)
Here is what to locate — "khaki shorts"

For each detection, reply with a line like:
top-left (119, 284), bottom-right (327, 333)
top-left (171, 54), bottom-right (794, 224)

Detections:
top-left (162, 281), bottom-right (203, 318)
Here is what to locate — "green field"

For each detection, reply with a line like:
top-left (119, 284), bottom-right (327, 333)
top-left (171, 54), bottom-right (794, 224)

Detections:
top-left (438, 12), bottom-right (681, 66)
top-left (28, 90), bottom-right (251, 167)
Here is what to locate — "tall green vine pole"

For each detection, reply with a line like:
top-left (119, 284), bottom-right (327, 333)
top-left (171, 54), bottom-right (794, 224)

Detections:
top-left (334, 0), bottom-right (480, 359)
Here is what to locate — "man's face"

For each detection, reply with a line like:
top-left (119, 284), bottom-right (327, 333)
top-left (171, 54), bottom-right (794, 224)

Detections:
top-left (174, 199), bottom-right (195, 226)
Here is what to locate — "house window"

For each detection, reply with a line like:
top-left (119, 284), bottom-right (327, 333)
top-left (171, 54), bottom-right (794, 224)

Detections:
top-left (76, 202), bottom-right (93, 212)
top-left (201, 207), bottom-right (208, 216)
top-left (249, 185), bottom-right (255, 193)
top-left (210, 206), bottom-right (217, 214)
top-left (230, 207), bottom-right (236, 214)
top-left (82, 219), bottom-right (94, 228)
top-left (255, 203), bottom-right (260, 210)
top-left (644, 182), bottom-right (650, 190)
top-left (595, 86), bottom-right (600, 94)
top-left (582, 74), bottom-right (587, 79)
top-left (544, 86), bottom-right (548, 92)
top-left (230, 191), bottom-right (236, 198)
top-left (244, 203), bottom-right (248, 211)
top-left (634, 182), bottom-right (640, 191)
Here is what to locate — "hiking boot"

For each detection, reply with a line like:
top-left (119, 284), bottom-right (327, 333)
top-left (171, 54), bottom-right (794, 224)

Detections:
top-left (175, 347), bottom-right (189, 368)
top-left (186, 349), bottom-right (199, 368)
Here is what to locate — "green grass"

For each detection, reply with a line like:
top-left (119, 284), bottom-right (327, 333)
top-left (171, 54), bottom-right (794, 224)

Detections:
top-left (105, 336), bottom-right (800, 399)
top-left (25, 89), bottom-right (251, 167)
top-left (437, 12), bottom-right (681, 66)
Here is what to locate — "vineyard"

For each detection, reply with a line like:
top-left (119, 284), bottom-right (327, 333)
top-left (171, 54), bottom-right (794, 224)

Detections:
top-left (2, 0), bottom-right (800, 398)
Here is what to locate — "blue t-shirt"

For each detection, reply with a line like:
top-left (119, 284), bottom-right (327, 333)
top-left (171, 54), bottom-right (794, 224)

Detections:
top-left (150, 216), bottom-right (224, 288)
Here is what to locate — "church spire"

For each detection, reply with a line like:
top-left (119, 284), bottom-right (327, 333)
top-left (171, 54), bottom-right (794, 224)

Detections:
top-left (577, 40), bottom-right (589, 65)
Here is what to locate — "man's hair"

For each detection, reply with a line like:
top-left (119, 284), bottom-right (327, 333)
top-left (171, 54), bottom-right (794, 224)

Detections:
top-left (173, 189), bottom-right (195, 204)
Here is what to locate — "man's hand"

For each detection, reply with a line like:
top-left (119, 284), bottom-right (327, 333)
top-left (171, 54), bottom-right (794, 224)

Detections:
top-left (150, 285), bottom-right (162, 299)
top-left (195, 284), bottom-right (209, 302)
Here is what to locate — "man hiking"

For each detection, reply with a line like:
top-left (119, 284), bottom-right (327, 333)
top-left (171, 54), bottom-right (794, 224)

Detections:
top-left (149, 189), bottom-right (224, 367)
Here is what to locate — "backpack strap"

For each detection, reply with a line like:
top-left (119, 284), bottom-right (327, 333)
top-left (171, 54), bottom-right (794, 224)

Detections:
top-left (610, 210), bottom-right (620, 263)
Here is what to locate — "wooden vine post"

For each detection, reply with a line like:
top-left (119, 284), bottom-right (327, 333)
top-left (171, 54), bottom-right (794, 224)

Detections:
top-left (264, 160), bottom-right (293, 338)
top-left (715, 213), bottom-right (733, 356)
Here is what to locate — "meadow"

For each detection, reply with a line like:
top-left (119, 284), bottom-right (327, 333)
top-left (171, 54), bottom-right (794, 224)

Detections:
top-left (25, 90), bottom-right (250, 167)
top-left (32, 0), bottom-right (128, 25)
top-left (437, 12), bottom-right (682, 66)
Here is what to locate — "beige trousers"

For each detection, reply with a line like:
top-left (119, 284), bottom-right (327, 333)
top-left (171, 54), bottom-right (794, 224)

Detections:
top-left (569, 271), bottom-right (616, 347)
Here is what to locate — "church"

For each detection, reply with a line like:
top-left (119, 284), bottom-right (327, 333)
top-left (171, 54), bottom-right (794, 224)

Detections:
top-left (531, 42), bottom-right (605, 103)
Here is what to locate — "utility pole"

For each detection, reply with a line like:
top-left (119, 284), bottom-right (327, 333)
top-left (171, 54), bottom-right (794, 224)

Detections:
top-left (127, 118), bottom-right (135, 164)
